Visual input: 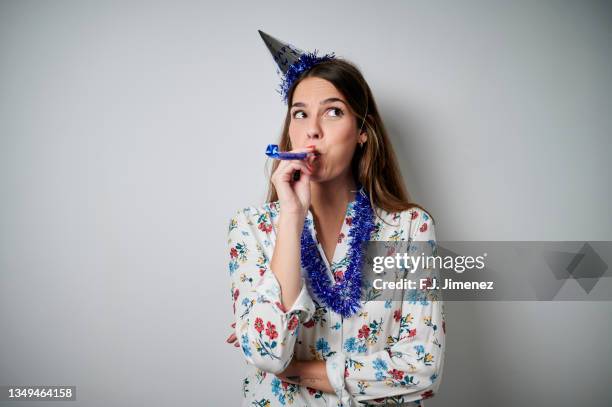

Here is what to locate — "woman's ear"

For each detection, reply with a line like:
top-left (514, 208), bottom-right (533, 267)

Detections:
top-left (359, 114), bottom-right (373, 137)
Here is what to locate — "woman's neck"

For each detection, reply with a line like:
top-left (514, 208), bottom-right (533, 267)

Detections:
top-left (309, 174), bottom-right (357, 220)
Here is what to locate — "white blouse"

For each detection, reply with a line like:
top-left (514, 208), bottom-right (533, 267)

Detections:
top-left (227, 192), bottom-right (446, 406)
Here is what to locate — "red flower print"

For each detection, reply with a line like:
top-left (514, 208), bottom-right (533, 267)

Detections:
top-left (419, 222), bottom-right (428, 233)
top-left (254, 317), bottom-right (264, 333)
top-left (408, 328), bottom-right (417, 338)
top-left (265, 321), bottom-right (278, 340)
top-left (344, 367), bottom-right (350, 378)
top-left (303, 319), bottom-right (315, 328)
top-left (287, 315), bottom-right (299, 331)
top-left (230, 247), bottom-right (238, 258)
top-left (258, 222), bottom-right (272, 234)
top-left (410, 210), bottom-right (418, 220)
top-left (334, 270), bottom-right (344, 281)
top-left (393, 309), bottom-right (402, 322)
top-left (259, 268), bottom-right (265, 276)
top-left (346, 217), bottom-right (353, 226)
top-left (307, 387), bottom-right (317, 395)
top-left (233, 288), bottom-right (240, 302)
top-left (389, 369), bottom-right (404, 380)
top-left (358, 324), bottom-right (370, 338)
top-left (421, 390), bottom-right (434, 399)
top-left (281, 380), bottom-right (289, 389)
top-left (337, 232), bottom-right (345, 243)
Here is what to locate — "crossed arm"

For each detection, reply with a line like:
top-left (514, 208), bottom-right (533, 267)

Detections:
top-left (226, 322), bottom-right (334, 393)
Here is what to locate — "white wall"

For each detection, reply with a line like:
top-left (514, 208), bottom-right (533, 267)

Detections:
top-left (1, 1), bottom-right (610, 406)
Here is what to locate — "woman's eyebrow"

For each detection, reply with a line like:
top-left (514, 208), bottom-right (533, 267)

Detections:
top-left (291, 97), bottom-right (347, 108)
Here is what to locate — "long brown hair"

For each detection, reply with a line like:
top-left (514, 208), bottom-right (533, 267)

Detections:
top-left (265, 58), bottom-right (434, 225)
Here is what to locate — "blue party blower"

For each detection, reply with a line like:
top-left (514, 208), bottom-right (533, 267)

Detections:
top-left (265, 144), bottom-right (317, 181)
top-left (265, 144), bottom-right (315, 160)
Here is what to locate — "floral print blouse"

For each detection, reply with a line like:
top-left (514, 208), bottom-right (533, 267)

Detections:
top-left (227, 192), bottom-right (446, 407)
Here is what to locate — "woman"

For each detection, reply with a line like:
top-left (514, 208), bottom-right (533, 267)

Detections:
top-left (226, 31), bottom-right (445, 406)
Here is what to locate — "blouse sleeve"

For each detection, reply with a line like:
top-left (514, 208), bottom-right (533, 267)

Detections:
top-left (325, 209), bottom-right (446, 406)
top-left (227, 207), bottom-right (316, 374)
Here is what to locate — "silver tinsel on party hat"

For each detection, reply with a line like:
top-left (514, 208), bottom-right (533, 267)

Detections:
top-left (258, 30), bottom-right (336, 104)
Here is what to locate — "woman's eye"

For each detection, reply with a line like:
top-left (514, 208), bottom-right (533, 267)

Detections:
top-left (292, 107), bottom-right (343, 119)
top-left (328, 107), bottom-right (344, 117)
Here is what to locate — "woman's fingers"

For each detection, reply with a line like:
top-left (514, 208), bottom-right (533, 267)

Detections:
top-left (270, 146), bottom-right (314, 215)
top-left (275, 163), bottom-right (312, 185)
top-left (226, 323), bottom-right (237, 343)
top-left (291, 146), bottom-right (315, 172)
top-left (275, 159), bottom-right (312, 179)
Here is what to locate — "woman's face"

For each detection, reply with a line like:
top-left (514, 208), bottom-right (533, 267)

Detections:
top-left (288, 77), bottom-right (366, 183)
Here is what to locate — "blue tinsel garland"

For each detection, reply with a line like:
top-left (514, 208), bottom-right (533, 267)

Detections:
top-left (300, 186), bottom-right (375, 318)
top-left (278, 49), bottom-right (337, 104)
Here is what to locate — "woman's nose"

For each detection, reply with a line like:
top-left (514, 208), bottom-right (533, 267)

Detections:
top-left (305, 118), bottom-right (322, 139)
top-left (306, 128), bottom-right (322, 140)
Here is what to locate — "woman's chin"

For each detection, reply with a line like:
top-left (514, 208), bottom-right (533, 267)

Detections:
top-left (308, 172), bottom-right (323, 183)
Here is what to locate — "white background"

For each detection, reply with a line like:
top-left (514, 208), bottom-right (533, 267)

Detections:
top-left (1, 1), bottom-right (611, 406)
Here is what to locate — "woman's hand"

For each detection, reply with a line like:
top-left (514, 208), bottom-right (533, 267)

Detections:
top-left (277, 359), bottom-right (335, 394)
top-left (277, 358), bottom-right (300, 381)
top-left (226, 322), bottom-right (239, 348)
top-left (270, 145), bottom-right (316, 217)
top-left (227, 326), bottom-right (333, 393)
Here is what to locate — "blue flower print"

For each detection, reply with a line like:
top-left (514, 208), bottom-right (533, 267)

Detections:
top-left (373, 357), bottom-right (387, 371)
top-left (344, 337), bottom-right (357, 353)
top-left (241, 334), bottom-right (252, 357)
top-left (316, 338), bottom-right (330, 354)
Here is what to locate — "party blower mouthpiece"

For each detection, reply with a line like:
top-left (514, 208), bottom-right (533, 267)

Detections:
top-left (265, 144), bottom-right (317, 181)
top-left (265, 144), bottom-right (317, 160)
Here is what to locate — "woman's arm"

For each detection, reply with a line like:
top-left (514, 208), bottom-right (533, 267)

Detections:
top-left (270, 212), bottom-right (306, 310)
top-left (326, 298), bottom-right (445, 404)
top-left (276, 360), bottom-right (335, 394)
top-left (268, 145), bottom-right (315, 310)
top-left (324, 211), bottom-right (446, 405)
top-left (228, 208), bottom-right (315, 374)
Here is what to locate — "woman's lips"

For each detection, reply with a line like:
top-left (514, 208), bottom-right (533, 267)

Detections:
top-left (306, 145), bottom-right (321, 156)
